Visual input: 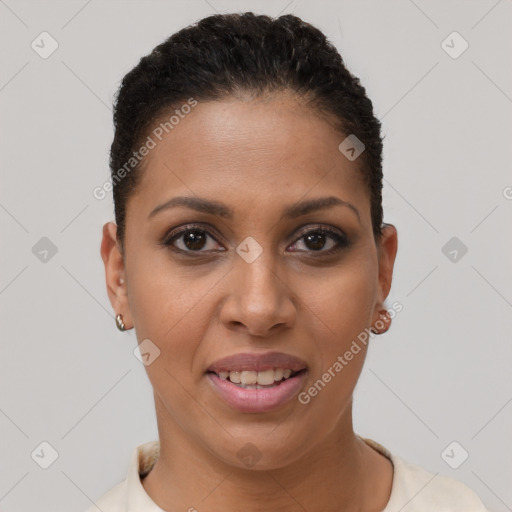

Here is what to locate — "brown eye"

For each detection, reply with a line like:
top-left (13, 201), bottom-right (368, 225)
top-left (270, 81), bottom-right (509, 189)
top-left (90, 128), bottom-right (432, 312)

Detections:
top-left (304, 232), bottom-right (329, 251)
top-left (180, 230), bottom-right (207, 250)
top-left (164, 227), bottom-right (224, 253)
top-left (289, 227), bottom-right (348, 254)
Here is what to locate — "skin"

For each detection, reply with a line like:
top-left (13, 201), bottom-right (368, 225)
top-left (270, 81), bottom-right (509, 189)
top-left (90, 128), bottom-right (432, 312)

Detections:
top-left (101, 91), bottom-right (398, 511)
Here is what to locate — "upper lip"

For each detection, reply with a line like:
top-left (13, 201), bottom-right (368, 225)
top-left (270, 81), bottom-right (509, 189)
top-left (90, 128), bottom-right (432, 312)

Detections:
top-left (207, 351), bottom-right (308, 374)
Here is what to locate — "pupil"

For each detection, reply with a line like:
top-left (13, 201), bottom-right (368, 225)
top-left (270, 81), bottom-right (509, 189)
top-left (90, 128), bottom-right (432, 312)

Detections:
top-left (305, 233), bottom-right (325, 250)
top-left (184, 230), bottom-right (206, 250)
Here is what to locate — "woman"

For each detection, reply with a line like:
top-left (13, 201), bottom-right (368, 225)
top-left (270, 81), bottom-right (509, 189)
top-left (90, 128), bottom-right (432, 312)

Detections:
top-left (90, 12), bottom-right (488, 511)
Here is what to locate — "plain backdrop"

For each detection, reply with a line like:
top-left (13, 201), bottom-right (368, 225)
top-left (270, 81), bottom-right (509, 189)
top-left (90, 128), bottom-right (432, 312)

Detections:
top-left (0, 0), bottom-right (511, 511)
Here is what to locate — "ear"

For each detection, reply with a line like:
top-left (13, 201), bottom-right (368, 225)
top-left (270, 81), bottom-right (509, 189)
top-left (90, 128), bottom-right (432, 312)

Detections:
top-left (371, 223), bottom-right (398, 333)
top-left (100, 221), bottom-right (133, 329)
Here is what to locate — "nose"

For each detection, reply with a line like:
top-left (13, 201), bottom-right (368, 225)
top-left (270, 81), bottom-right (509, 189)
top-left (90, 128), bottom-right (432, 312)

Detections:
top-left (219, 253), bottom-right (297, 338)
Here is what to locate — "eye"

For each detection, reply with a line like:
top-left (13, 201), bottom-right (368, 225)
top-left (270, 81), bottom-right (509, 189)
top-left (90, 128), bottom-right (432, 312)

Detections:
top-left (288, 227), bottom-right (348, 254)
top-left (162, 224), bottom-right (348, 255)
top-left (163, 225), bottom-right (224, 253)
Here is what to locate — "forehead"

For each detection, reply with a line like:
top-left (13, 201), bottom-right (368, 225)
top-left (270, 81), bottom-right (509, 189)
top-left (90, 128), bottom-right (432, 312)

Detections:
top-left (130, 93), bottom-right (369, 218)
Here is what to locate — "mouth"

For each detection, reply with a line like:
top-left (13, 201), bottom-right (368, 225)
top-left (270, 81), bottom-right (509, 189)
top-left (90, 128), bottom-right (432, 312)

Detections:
top-left (205, 352), bottom-right (308, 413)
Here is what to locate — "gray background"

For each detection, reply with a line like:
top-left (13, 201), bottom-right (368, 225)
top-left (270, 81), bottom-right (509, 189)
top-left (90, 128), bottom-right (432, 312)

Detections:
top-left (0, 0), bottom-right (511, 510)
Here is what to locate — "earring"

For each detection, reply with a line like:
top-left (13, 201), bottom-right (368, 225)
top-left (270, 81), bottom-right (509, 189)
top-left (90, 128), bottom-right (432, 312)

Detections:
top-left (371, 309), bottom-right (392, 335)
top-left (115, 313), bottom-right (126, 332)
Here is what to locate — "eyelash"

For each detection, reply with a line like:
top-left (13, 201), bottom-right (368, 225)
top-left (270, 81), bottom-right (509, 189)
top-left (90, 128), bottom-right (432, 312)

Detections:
top-left (161, 224), bottom-right (349, 256)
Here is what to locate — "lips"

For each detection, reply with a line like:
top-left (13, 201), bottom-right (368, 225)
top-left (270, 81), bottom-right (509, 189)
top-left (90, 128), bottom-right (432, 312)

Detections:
top-left (207, 351), bottom-right (308, 374)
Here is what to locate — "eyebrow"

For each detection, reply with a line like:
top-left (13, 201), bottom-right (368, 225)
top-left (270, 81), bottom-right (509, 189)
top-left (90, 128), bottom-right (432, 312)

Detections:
top-left (148, 195), bottom-right (360, 223)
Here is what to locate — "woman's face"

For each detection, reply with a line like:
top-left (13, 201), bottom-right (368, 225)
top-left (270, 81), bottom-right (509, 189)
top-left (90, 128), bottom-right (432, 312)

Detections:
top-left (102, 91), bottom-right (397, 469)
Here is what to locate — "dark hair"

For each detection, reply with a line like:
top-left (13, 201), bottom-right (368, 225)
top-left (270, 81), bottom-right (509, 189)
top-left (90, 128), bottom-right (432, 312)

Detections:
top-left (109, 12), bottom-right (384, 250)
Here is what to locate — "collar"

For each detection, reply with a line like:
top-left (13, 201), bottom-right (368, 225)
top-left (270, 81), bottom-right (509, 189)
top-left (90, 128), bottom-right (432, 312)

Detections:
top-left (125, 440), bottom-right (165, 511)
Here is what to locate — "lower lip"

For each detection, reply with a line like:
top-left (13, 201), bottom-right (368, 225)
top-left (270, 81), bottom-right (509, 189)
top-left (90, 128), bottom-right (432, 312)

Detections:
top-left (207, 371), bottom-right (307, 413)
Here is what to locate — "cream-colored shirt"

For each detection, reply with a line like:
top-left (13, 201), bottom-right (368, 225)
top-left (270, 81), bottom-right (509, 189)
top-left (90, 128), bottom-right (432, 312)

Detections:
top-left (84, 437), bottom-right (489, 511)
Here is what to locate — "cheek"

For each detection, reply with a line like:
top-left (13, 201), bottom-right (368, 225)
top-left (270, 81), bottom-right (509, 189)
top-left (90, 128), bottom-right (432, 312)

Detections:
top-left (330, 273), bottom-right (376, 344)
top-left (299, 280), bottom-right (373, 423)
top-left (125, 254), bottom-right (226, 394)
top-left (305, 256), bottom-right (377, 346)
top-left (125, 263), bottom-right (217, 423)
top-left (126, 250), bottom-right (221, 340)
top-left (298, 253), bottom-right (377, 405)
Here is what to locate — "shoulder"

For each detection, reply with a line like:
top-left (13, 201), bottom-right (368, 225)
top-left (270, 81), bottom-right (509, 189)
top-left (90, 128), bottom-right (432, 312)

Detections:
top-left (360, 437), bottom-right (489, 512)
top-left (392, 455), bottom-right (487, 512)
top-left (387, 451), bottom-right (489, 511)
top-left (83, 480), bottom-right (125, 512)
top-left (81, 440), bottom-right (161, 512)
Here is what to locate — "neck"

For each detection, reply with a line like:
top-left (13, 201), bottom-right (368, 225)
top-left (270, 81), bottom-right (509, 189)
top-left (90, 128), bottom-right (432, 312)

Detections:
top-left (141, 396), bottom-right (391, 512)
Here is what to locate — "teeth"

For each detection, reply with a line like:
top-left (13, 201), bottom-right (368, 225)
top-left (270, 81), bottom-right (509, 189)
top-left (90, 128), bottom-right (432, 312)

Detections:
top-left (229, 371), bottom-right (241, 384)
top-left (256, 369), bottom-right (275, 386)
top-left (240, 370), bottom-right (258, 385)
top-left (217, 368), bottom-right (298, 386)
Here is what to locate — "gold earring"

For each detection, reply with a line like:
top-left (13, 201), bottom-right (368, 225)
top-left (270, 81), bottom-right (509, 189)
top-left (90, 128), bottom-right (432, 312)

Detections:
top-left (371, 309), bottom-right (391, 335)
top-left (115, 313), bottom-right (126, 331)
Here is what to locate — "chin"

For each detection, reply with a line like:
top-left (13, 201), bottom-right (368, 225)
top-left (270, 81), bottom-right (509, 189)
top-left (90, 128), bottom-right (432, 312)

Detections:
top-left (204, 430), bottom-right (311, 471)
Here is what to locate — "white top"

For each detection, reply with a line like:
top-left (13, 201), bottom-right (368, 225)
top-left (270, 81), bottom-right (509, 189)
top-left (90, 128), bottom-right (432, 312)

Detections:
top-left (84, 437), bottom-right (489, 511)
